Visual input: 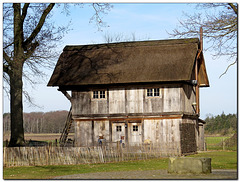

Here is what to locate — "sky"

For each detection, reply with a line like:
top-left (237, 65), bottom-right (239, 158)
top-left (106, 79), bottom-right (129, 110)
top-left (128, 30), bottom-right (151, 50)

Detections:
top-left (2, 3), bottom-right (237, 119)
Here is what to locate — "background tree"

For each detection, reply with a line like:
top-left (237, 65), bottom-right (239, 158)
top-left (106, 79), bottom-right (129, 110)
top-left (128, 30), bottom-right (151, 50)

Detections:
top-left (169, 3), bottom-right (237, 77)
top-left (204, 112), bottom-right (237, 135)
top-left (103, 32), bottom-right (151, 43)
top-left (3, 3), bottom-right (112, 147)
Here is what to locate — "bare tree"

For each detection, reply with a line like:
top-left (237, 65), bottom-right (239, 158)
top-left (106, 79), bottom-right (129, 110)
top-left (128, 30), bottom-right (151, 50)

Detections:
top-left (169, 3), bottom-right (237, 77)
top-left (103, 32), bottom-right (150, 43)
top-left (3, 3), bottom-right (112, 147)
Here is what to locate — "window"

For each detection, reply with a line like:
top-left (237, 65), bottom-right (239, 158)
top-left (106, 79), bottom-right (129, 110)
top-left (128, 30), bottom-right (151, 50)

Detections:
top-left (147, 89), bottom-right (153, 97)
top-left (116, 126), bottom-right (122, 132)
top-left (147, 88), bottom-right (160, 97)
top-left (92, 91), bottom-right (106, 99)
top-left (93, 91), bottom-right (99, 99)
top-left (100, 91), bottom-right (105, 98)
top-left (133, 125), bottom-right (138, 132)
top-left (154, 88), bottom-right (160, 96)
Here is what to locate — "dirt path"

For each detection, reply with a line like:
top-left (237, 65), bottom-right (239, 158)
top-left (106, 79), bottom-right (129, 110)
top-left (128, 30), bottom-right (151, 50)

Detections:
top-left (54, 169), bottom-right (237, 179)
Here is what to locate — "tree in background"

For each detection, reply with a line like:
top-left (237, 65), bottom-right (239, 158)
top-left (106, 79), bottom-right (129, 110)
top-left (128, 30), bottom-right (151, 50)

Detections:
top-left (3, 111), bottom-right (71, 134)
top-left (3, 3), bottom-right (112, 147)
top-left (169, 3), bottom-right (237, 77)
top-left (205, 112), bottom-right (237, 135)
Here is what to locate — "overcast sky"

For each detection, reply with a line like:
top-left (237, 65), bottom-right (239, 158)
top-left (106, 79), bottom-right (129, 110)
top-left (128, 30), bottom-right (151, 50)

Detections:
top-left (3, 3), bottom-right (237, 119)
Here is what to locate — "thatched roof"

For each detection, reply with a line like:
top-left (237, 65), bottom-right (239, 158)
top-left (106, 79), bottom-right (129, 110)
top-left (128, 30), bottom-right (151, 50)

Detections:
top-left (48, 38), bottom-right (209, 88)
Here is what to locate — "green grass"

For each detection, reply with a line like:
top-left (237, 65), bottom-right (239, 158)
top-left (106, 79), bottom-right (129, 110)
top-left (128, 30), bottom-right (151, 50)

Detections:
top-left (3, 158), bottom-right (169, 179)
top-left (205, 136), bottom-right (229, 144)
top-left (187, 151), bottom-right (237, 169)
top-left (205, 136), bottom-right (230, 150)
top-left (4, 150), bottom-right (237, 179)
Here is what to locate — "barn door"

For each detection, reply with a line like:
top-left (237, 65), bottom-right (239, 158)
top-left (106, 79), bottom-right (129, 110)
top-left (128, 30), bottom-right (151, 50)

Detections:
top-left (112, 122), bottom-right (125, 143)
top-left (128, 122), bottom-right (142, 145)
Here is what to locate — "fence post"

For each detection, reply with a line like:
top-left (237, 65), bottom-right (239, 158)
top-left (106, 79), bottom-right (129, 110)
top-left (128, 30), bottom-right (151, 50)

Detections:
top-left (46, 147), bottom-right (49, 165)
top-left (55, 139), bottom-right (58, 147)
top-left (222, 138), bottom-right (225, 151)
top-left (3, 147), bottom-right (6, 167)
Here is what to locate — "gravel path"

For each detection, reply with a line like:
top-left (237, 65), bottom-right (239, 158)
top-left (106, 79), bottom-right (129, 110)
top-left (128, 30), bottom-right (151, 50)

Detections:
top-left (54, 169), bottom-right (237, 180)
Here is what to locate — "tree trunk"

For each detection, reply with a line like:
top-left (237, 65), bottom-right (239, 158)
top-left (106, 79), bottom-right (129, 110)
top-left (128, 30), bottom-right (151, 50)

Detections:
top-left (8, 63), bottom-right (25, 147)
top-left (8, 3), bottom-right (25, 147)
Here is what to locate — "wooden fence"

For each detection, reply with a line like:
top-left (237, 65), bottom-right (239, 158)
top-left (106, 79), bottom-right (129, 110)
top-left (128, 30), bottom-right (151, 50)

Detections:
top-left (3, 142), bottom-right (181, 167)
top-left (205, 138), bottom-right (237, 151)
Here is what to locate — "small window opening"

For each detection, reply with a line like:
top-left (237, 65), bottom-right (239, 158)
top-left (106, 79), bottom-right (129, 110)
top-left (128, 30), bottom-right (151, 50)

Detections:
top-left (93, 90), bottom-right (106, 99)
top-left (133, 125), bottom-right (138, 132)
top-left (93, 91), bottom-right (99, 99)
top-left (147, 88), bottom-right (160, 97)
top-left (116, 126), bottom-right (122, 132)
top-left (154, 88), bottom-right (160, 96)
top-left (100, 91), bottom-right (105, 98)
top-left (147, 89), bottom-right (153, 97)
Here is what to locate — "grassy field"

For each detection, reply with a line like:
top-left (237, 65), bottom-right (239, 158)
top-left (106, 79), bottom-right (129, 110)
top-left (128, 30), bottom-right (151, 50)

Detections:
top-left (187, 151), bottom-right (237, 169)
top-left (3, 150), bottom-right (237, 179)
top-left (3, 158), bottom-right (168, 179)
top-left (3, 133), bottom-right (74, 142)
top-left (205, 136), bottom-right (236, 151)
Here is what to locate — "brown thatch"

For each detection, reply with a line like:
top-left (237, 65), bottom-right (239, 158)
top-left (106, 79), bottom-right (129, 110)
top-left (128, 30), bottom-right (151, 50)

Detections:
top-left (48, 38), bottom-right (209, 87)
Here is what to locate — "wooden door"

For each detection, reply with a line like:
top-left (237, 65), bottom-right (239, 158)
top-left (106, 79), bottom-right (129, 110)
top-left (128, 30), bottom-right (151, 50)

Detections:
top-left (128, 122), bottom-right (142, 145)
top-left (112, 122), bottom-right (125, 142)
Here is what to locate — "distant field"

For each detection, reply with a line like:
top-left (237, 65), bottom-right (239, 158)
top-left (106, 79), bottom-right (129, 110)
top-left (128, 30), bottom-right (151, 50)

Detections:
top-left (205, 136), bottom-right (234, 151)
top-left (205, 136), bottom-right (230, 144)
top-left (3, 133), bottom-right (74, 142)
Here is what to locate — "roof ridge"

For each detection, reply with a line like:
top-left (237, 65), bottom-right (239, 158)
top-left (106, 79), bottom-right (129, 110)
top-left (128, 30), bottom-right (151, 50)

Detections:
top-left (63, 38), bottom-right (199, 51)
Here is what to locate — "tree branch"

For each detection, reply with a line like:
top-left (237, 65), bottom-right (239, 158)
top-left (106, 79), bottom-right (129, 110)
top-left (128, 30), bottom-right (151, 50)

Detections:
top-left (24, 42), bottom-right (39, 60)
top-left (219, 59), bottom-right (237, 78)
top-left (21, 3), bottom-right (30, 22)
top-left (3, 50), bottom-right (11, 63)
top-left (228, 3), bottom-right (238, 15)
top-left (23, 3), bottom-right (55, 49)
top-left (3, 50), bottom-right (12, 74)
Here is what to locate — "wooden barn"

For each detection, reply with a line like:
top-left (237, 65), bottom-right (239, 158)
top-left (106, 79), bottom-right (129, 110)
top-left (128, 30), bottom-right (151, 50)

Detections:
top-left (48, 37), bottom-right (209, 155)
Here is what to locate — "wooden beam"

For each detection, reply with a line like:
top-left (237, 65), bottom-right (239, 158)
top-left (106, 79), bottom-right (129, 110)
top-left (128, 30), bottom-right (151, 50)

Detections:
top-left (195, 59), bottom-right (199, 115)
top-left (73, 115), bottom-right (183, 122)
top-left (59, 89), bottom-right (71, 101)
top-left (195, 27), bottom-right (203, 115)
top-left (200, 27), bottom-right (203, 51)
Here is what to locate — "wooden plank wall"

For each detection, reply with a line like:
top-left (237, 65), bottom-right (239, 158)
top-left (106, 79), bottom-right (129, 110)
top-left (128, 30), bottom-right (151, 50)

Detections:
top-left (72, 84), bottom-right (197, 151)
top-left (72, 84), bottom-right (195, 116)
top-left (181, 84), bottom-right (196, 114)
top-left (143, 119), bottom-right (181, 153)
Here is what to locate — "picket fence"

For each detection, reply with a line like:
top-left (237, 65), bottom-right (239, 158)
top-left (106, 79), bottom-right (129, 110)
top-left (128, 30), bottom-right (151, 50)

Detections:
top-left (3, 142), bottom-right (181, 167)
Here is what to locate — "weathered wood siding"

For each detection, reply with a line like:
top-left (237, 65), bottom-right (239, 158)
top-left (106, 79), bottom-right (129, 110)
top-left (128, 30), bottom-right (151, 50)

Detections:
top-left (197, 124), bottom-right (205, 151)
top-left (126, 88), bottom-right (144, 113)
top-left (144, 88), bottom-right (163, 113)
top-left (75, 121), bottom-right (93, 147)
top-left (163, 87), bottom-right (180, 112)
top-left (72, 83), bottom-right (197, 154)
top-left (181, 84), bottom-right (196, 114)
top-left (72, 84), bottom-right (195, 116)
top-left (109, 89), bottom-right (125, 113)
top-left (93, 120), bottom-right (110, 144)
top-left (112, 122), bottom-right (125, 142)
top-left (143, 119), bottom-right (181, 153)
top-left (128, 122), bottom-right (142, 144)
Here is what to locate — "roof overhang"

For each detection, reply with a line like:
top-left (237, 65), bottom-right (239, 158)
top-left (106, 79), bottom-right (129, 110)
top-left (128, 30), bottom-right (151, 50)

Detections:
top-left (198, 51), bottom-right (210, 87)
